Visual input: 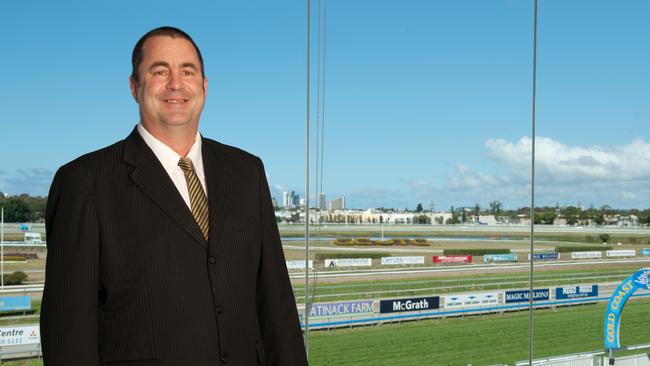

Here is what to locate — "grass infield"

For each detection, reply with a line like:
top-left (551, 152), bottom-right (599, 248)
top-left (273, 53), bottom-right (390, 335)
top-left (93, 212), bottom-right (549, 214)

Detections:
top-left (1, 299), bottom-right (648, 365)
top-left (308, 298), bottom-right (650, 365)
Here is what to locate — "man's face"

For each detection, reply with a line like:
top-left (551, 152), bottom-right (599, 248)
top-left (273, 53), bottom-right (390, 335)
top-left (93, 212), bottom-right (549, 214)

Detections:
top-left (130, 36), bottom-right (207, 132)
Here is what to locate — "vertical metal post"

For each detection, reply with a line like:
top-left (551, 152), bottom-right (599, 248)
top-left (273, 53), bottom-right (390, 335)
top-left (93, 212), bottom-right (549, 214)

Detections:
top-left (1, 207), bottom-right (4, 289)
top-left (303, 0), bottom-right (311, 357)
top-left (528, 0), bottom-right (539, 364)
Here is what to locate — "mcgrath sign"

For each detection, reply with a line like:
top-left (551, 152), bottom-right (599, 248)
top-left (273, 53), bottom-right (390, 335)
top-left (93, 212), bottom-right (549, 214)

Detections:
top-left (641, 249), bottom-right (650, 256)
top-left (324, 258), bottom-right (372, 267)
top-left (504, 289), bottom-right (550, 303)
top-left (380, 296), bottom-right (439, 314)
top-left (0, 325), bottom-right (40, 346)
top-left (556, 285), bottom-right (598, 299)
top-left (308, 300), bottom-right (374, 318)
top-left (604, 268), bottom-right (650, 349)
top-left (432, 255), bottom-right (472, 263)
top-left (444, 293), bottom-right (498, 308)
top-left (381, 256), bottom-right (425, 265)
top-left (483, 254), bottom-right (518, 263)
top-left (528, 253), bottom-right (560, 261)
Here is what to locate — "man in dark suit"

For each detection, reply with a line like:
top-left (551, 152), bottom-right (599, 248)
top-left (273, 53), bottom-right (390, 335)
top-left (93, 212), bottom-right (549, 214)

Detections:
top-left (41, 26), bottom-right (308, 365)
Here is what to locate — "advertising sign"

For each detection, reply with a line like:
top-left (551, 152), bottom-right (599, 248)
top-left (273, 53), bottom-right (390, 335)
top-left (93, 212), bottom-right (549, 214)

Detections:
top-left (0, 325), bottom-right (40, 346)
top-left (483, 254), bottom-right (518, 263)
top-left (286, 260), bottom-right (313, 270)
top-left (504, 289), bottom-right (550, 303)
top-left (606, 250), bottom-right (636, 257)
top-left (308, 300), bottom-right (374, 318)
top-left (571, 251), bottom-right (603, 259)
top-left (379, 296), bottom-right (440, 314)
top-left (556, 285), bottom-right (598, 299)
top-left (432, 255), bottom-right (472, 264)
top-left (0, 296), bottom-right (31, 312)
top-left (324, 258), bottom-right (372, 268)
top-left (381, 256), bottom-right (425, 265)
top-left (528, 253), bottom-right (560, 261)
top-left (444, 292), bottom-right (499, 308)
top-left (604, 268), bottom-right (650, 349)
top-left (641, 249), bottom-right (650, 256)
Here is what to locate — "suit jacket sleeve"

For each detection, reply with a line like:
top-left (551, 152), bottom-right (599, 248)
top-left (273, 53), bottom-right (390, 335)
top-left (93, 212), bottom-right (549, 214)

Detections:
top-left (41, 165), bottom-right (101, 365)
top-left (255, 158), bottom-right (308, 365)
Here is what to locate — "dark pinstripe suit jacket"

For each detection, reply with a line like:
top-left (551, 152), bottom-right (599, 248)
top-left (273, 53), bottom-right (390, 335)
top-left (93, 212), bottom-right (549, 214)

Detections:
top-left (41, 128), bottom-right (307, 366)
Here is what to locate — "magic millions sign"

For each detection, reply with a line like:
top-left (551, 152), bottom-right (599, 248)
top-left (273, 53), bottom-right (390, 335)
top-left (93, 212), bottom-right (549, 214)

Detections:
top-left (604, 268), bottom-right (650, 349)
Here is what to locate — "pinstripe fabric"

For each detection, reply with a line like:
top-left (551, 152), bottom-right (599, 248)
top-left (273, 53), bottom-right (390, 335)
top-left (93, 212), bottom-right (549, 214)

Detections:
top-left (178, 157), bottom-right (209, 240)
top-left (42, 128), bottom-right (307, 365)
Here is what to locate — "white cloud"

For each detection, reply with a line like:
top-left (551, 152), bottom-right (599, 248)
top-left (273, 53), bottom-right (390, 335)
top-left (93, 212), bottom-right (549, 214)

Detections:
top-left (485, 137), bottom-right (650, 184)
top-left (442, 137), bottom-right (650, 208)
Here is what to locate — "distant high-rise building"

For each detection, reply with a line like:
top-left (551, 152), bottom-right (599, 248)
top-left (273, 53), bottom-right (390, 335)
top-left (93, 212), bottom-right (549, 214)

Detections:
top-left (282, 190), bottom-right (301, 208)
top-left (317, 192), bottom-right (326, 210)
top-left (282, 191), bottom-right (290, 207)
top-left (328, 196), bottom-right (345, 211)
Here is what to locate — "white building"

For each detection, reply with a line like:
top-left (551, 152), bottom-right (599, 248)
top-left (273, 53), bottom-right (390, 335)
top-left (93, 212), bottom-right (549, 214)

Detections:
top-left (327, 196), bottom-right (345, 211)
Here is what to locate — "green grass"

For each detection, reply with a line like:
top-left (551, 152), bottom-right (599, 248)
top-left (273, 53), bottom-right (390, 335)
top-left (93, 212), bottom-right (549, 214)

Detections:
top-left (1, 359), bottom-right (43, 366)
top-left (2, 299), bottom-right (648, 365)
top-left (309, 298), bottom-right (650, 365)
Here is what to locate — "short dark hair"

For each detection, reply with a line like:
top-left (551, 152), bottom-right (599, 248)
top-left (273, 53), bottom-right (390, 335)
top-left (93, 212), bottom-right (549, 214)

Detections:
top-left (131, 26), bottom-right (205, 84)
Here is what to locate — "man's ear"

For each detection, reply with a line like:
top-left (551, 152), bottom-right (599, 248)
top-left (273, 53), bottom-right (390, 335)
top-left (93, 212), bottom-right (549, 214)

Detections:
top-left (203, 77), bottom-right (208, 94)
top-left (129, 76), bottom-right (138, 101)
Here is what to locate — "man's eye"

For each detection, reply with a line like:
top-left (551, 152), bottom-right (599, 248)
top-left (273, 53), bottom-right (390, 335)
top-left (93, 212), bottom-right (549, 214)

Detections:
top-left (181, 70), bottom-right (194, 76)
top-left (154, 70), bottom-right (168, 76)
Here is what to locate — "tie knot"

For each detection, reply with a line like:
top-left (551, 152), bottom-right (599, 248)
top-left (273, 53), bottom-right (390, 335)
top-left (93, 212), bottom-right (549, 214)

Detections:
top-left (178, 157), bottom-right (195, 173)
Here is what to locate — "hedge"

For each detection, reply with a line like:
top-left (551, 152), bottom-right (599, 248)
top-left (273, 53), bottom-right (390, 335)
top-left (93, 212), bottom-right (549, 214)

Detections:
top-left (314, 252), bottom-right (387, 260)
top-left (443, 249), bottom-right (511, 256)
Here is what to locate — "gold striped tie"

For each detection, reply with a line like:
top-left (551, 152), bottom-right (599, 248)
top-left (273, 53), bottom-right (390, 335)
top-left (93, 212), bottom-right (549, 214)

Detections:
top-left (178, 157), bottom-right (209, 240)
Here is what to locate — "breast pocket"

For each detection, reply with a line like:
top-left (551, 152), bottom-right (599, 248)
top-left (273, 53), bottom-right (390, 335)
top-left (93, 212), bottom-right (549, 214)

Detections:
top-left (222, 216), bottom-right (262, 269)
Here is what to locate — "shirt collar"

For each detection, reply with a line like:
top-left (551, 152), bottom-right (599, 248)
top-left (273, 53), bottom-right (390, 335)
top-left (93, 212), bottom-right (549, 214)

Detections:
top-left (136, 123), bottom-right (204, 177)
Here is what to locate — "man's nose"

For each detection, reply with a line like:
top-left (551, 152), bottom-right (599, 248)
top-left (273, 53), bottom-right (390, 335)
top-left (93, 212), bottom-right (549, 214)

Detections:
top-left (166, 71), bottom-right (182, 90)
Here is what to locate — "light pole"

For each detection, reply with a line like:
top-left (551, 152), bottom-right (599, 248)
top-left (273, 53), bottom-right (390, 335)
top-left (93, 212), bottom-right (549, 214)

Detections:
top-left (1, 207), bottom-right (4, 289)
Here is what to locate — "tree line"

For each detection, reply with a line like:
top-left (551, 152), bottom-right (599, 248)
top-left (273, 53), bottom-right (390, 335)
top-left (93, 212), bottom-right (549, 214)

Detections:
top-left (0, 193), bottom-right (47, 222)
top-left (2, 193), bottom-right (649, 225)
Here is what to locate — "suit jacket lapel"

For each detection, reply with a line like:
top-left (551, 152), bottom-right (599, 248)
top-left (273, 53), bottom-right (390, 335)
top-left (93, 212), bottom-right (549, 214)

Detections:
top-left (123, 128), bottom-right (208, 250)
top-left (202, 139), bottom-right (233, 249)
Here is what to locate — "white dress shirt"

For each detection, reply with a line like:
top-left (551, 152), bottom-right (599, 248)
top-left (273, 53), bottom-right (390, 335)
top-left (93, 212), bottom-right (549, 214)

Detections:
top-left (137, 124), bottom-right (207, 210)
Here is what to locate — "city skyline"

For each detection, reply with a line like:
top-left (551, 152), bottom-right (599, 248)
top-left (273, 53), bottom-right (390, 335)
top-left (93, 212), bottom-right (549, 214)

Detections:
top-left (1, 0), bottom-right (648, 210)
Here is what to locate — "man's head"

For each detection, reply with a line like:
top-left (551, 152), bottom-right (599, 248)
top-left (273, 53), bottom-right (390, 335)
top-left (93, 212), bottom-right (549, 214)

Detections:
top-left (129, 26), bottom-right (207, 135)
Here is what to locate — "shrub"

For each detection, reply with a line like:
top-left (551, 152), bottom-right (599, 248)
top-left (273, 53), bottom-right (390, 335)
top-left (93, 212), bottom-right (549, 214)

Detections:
top-left (599, 233), bottom-right (611, 243)
top-left (353, 238), bottom-right (373, 245)
top-left (412, 238), bottom-right (431, 246)
top-left (584, 235), bottom-right (595, 243)
top-left (332, 238), bottom-right (354, 246)
top-left (3, 271), bottom-right (28, 285)
top-left (443, 248), bottom-right (510, 256)
top-left (1, 256), bottom-right (26, 262)
top-left (375, 240), bottom-right (395, 246)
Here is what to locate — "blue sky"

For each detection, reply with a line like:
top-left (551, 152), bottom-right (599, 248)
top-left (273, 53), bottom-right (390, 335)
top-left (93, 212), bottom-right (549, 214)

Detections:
top-left (1, 0), bottom-right (648, 210)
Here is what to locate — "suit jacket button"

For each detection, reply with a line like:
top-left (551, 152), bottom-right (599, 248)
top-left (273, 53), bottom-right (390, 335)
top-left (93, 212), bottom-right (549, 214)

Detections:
top-left (209, 256), bottom-right (216, 264)
top-left (216, 305), bottom-right (224, 313)
top-left (221, 354), bottom-right (229, 363)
